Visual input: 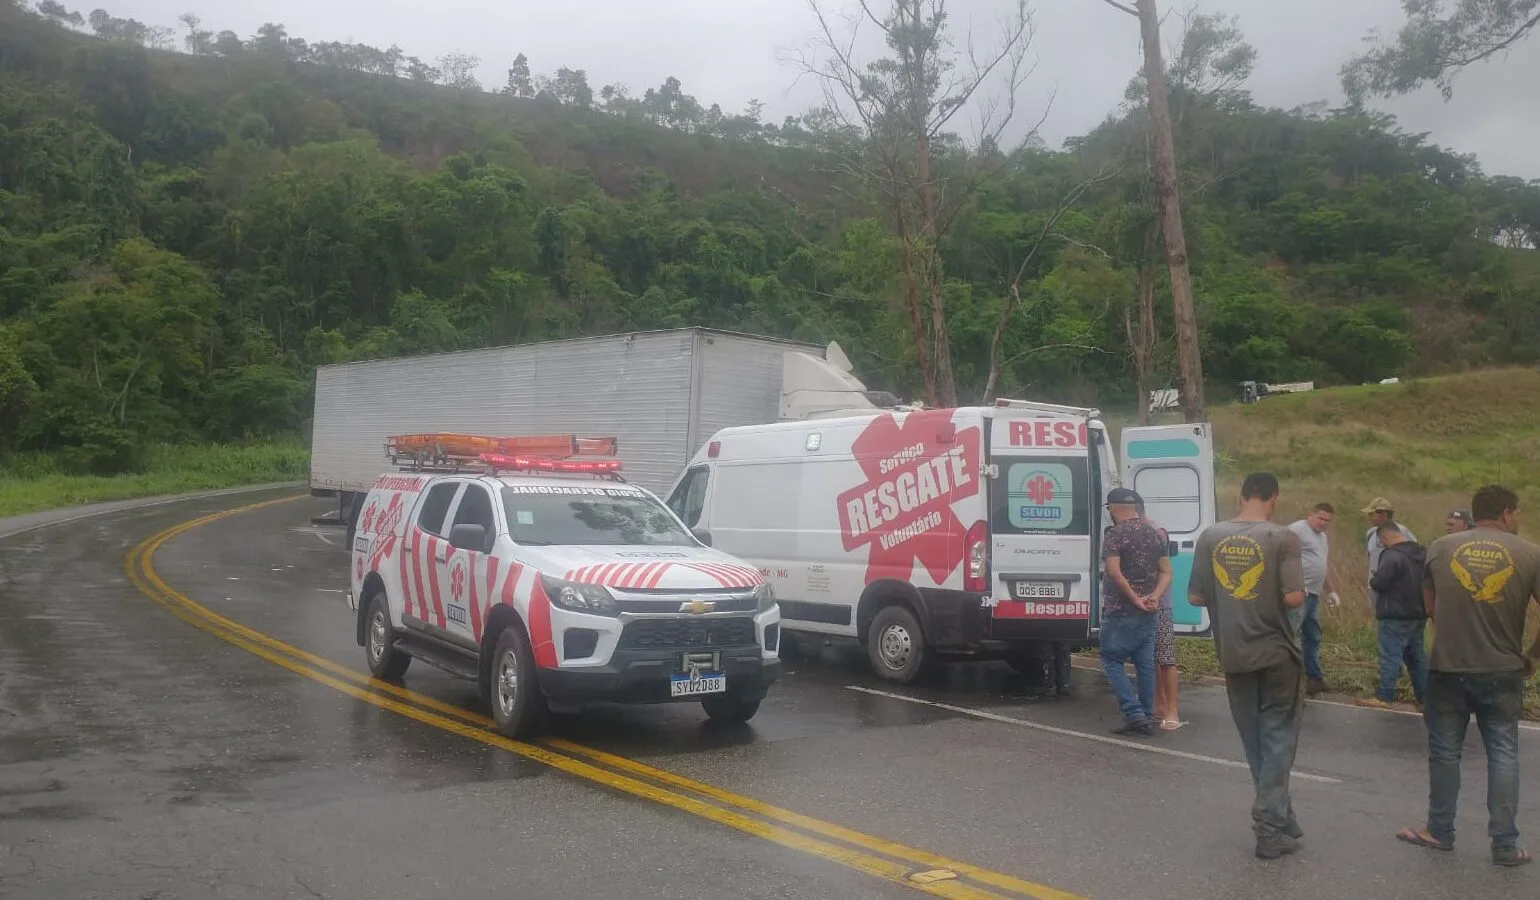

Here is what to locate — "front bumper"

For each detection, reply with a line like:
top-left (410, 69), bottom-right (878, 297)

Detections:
top-left (537, 647), bottom-right (781, 705)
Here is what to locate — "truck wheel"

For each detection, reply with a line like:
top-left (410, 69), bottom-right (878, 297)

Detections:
top-left (365, 594), bottom-right (411, 680)
top-left (867, 604), bottom-right (927, 685)
top-left (488, 624), bottom-right (548, 739)
top-left (701, 689), bottom-right (762, 725)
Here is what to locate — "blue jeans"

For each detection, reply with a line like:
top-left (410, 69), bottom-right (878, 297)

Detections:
top-left (1376, 619), bottom-right (1428, 703)
top-left (1226, 660), bottom-right (1304, 837)
top-left (1099, 614), bottom-right (1156, 722)
top-left (1287, 593), bottom-right (1324, 679)
top-left (1424, 671), bottom-right (1524, 852)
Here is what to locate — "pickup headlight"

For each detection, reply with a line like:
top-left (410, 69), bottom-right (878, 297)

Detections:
top-left (753, 581), bottom-right (776, 613)
top-left (540, 575), bottom-right (619, 617)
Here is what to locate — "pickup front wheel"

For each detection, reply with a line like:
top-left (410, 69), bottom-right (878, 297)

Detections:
top-left (488, 625), bottom-right (548, 739)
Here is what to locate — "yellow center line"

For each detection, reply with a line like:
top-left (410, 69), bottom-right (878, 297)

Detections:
top-left (126, 497), bottom-right (1084, 900)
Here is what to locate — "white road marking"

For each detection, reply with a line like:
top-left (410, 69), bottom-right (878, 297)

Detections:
top-left (845, 685), bottom-right (1343, 784)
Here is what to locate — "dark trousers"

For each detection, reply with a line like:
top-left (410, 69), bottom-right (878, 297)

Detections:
top-left (1225, 659), bottom-right (1304, 837)
top-left (1424, 671), bottom-right (1524, 852)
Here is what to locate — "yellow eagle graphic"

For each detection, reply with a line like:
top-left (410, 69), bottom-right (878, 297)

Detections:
top-left (1214, 557), bottom-right (1265, 601)
top-left (1450, 558), bottom-right (1514, 604)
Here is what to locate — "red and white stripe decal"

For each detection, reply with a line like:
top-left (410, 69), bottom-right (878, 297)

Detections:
top-left (478, 556), bottom-right (502, 645)
top-left (467, 552), bottom-right (484, 643)
top-left (683, 562), bottom-right (761, 588)
top-left (398, 528), bottom-right (414, 618)
top-left (427, 537), bottom-right (449, 628)
top-left (527, 578), bottom-right (558, 668)
top-left (410, 529), bottom-right (430, 620)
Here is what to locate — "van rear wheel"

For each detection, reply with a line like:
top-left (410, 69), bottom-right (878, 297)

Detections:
top-left (867, 605), bottom-right (927, 685)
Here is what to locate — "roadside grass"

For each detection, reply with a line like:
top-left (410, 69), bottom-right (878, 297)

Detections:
top-left (1127, 368), bottom-right (1540, 717)
top-left (0, 441), bottom-right (308, 517)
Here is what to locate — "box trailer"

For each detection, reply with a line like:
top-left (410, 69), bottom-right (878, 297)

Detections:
top-left (309, 328), bottom-right (845, 528)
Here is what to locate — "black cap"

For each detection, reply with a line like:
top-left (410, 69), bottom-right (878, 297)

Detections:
top-left (1107, 487), bottom-right (1143, 506)
top-left (1448, 509), bottom-right (1472, 523)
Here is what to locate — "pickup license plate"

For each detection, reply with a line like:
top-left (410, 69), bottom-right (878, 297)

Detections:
top-left (670, 673), bottom-right (727, 697)
top-left (1014, 581), bottom-right (1066, 600)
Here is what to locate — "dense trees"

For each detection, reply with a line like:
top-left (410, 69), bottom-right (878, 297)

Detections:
top-left (1, 2), bottom-right (1538, 473)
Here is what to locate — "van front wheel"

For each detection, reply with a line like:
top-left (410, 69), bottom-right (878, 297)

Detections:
top-left (867, 605), bottom-right (927, 684)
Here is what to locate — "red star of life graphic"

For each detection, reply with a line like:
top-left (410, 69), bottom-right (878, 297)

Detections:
top-left (366, 493), bottom-right (406, 572)
top-left (355, 556), bottom-right (365, 581)
top-left (836, 409), bottom-right (982, 585)
top-left (449, 560), bottom-right (466, 603)
top-left (359, 500), bottom-right (379, 535)
top-left (1026, 474), bottom-right (1056, 506)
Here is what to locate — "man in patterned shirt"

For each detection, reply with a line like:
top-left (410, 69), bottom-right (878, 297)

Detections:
top-left (1100, 488), bottom-right (1171, 736)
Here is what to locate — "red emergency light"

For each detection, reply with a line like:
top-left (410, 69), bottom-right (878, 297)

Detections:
top-left (478, 453), bottom-right (624, 475)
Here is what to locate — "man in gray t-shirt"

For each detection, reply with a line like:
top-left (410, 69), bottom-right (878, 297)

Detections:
top-left (1287, 504), bottom-right (1339, 696)
top-left (1190, 472), bottom-right (1306, 860)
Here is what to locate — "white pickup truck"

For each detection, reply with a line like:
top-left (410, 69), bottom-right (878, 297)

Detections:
top-left (347, 443), bottom-right (782, 737)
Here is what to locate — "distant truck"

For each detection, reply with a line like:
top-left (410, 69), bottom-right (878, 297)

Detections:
top-left (308, 328), bottom-right (880, 539)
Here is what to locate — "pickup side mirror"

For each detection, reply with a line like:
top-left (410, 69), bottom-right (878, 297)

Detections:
top-left (691, 526), bottom-right (713, 547)
top-left (449, 523), bottom-right (488, 553)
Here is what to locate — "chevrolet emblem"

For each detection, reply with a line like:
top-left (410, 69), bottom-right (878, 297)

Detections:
top-left (680, 598), bottom-right (715, 615)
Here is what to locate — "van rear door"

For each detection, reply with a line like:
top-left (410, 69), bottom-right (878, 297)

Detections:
top-left (1120, 424), bottom-right (1216, 636)
top-left (986, 415), bottom-right (1096, 641)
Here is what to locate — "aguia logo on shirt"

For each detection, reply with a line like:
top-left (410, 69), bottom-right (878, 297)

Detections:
top-left (1450, 540), bottom-right (1516, 604)
top-left (1212, 535), bottom-right (1265, 601)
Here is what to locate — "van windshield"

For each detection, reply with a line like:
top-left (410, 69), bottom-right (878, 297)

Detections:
top-left (989, 455), bottom-right (1092, 536)
top-left (500, 487), bottom-right (694, 546)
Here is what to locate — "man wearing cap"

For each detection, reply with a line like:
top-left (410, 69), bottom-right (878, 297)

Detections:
top-left (1445, 510), bottom-right (1472, 534)
top-left (1363, 498), bottom-right (1416, 600)
top-left (1099, 487), bottom-right (1171, 736)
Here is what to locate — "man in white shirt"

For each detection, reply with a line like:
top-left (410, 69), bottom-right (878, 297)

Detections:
top-left (1289, 503), bottom-right (1341, 696)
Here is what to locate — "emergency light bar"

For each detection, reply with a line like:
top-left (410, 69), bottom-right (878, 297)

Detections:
top-left (477, 453), bottom-right (623, 475)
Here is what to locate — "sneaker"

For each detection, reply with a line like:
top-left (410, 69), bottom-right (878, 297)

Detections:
top-left (1355, 697), bottom-right (1392, 710)
top-left (1255, 834), bottom-right (1300, 859)
top-left (1306, 677), bottom-right (1328, 697)
top-left (1113, 718), bottom-right (1155, 737)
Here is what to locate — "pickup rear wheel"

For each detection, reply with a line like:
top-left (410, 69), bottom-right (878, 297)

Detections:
top-left (365, 594), bottom-right (411, 680)
top-left (867, 604), bottom-right (927, 685)
top-left (489, 625), bottom-right (548, 739)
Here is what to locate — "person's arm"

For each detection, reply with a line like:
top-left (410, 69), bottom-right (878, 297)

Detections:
top-left (1152, 557), bottom-right (1172, 611)
top-left (1422, 558), bottom-right (1437, 620)
top-left (1282, 530), bottom-right (1306, 609)
top-left (1370, 553), bottom-right (1398, 594)
top-left (1188, 533), bottom-right (1212, 608)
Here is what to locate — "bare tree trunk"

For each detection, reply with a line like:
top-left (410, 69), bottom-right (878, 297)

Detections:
top-left (1137, 0), bottom-right (1205, 422)
top-left (1128, 258), bottom-right (1157, 425)
top-left (893, 203), bottom-right (939, 406)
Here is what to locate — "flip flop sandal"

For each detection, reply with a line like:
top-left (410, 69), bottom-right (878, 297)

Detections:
top-left (1160, 719), bottom-right (1186, 731)
top-left (1493, 849), bottom-right (1533, 867)
top-left (1396, 828), bottom-right (1452, 852)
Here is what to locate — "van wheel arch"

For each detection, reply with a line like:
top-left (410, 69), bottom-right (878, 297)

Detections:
top-left (856, 580), bottom-right (929, 644)
top-left (356, 573), bottom-right (388, 646)
top-left (479, 603), bottom-right (530, 701)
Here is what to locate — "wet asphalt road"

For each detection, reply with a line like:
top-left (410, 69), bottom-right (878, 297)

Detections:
top-left (2, 488), bottom-right (1538, 899)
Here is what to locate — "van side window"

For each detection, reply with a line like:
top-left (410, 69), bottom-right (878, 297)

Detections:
top-left (417, 483), bottom-right (460, 535)
top-left (451, 485), bottom-right (497, 550)
top-left (669, 467), bottom-right (710, 528)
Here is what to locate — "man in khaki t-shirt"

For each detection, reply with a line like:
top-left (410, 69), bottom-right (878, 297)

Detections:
top-left (1397, 485), bottom-right (1540, 867)
top-left (1189, 472), bottom-right (1306, 860)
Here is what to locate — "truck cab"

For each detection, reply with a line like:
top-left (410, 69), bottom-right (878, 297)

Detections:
top-left (347, 434), bottom-right (782, 737)
top-left (669, 404), bottom-right (1212, 684)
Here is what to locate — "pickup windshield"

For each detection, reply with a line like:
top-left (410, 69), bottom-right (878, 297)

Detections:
top-left (500, 487), bottom-right (694, 546)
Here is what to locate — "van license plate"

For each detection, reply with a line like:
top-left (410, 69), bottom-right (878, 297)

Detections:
top-left (670, 673), bottom-right (727, 697)
top-left (1014, 582), bottom-right (1066, 600)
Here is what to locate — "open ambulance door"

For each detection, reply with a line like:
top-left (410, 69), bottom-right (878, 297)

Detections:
top-left (1120, 424), bottom-right (1215, 636)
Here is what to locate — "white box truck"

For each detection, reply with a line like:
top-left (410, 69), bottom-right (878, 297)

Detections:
top-left (308, 328), bottom-right (871, 537)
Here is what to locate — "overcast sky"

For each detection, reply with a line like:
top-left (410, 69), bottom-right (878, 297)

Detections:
top-left (108, 0), bottom-right (1540, 179)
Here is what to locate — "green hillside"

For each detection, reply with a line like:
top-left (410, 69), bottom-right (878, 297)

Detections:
top-left (2, 2), bottom-right (1539, 477)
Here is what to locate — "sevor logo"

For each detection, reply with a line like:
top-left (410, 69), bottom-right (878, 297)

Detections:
top-left (836, 410), bottom-right (983, 585)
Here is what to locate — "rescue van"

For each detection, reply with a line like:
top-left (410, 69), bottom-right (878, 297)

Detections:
top-left (667, 402), bottom-right (1214, 683)
top-left (348, 434), bottom-right (782, 737)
